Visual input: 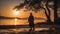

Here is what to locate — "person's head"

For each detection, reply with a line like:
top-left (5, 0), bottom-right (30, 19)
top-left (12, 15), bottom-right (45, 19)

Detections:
top-left (30, 13), bottom-right (33, 16)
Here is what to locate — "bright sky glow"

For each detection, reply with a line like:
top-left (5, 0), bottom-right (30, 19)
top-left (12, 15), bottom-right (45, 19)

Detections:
top-left (13, 9), bottom-right (20, 16)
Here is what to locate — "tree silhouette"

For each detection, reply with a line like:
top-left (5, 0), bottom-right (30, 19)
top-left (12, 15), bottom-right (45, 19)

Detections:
top-left (13, 0), bottom-right (59, 24)
top-left (45, 0), bottom-right (52, 24)
top-left (54, 0), bottom-right (58, 24)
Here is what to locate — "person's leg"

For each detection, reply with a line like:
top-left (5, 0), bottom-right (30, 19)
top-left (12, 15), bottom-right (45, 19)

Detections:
top-left (29, 28), bottom-right (32, 31)
top-left (32, 22), bottom-right (35, 31)
top-left (33, 26), bottom-right (35, 31)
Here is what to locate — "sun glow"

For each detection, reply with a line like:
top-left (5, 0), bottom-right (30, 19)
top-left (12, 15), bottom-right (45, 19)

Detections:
top-left (13, 9), bottom-right (20, 25)
top-left (13, 9), bottom-right (20, 16)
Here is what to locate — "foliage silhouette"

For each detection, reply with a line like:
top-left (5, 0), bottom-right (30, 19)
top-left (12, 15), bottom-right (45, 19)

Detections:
top-left (13, 0), bottom-right (60, 24)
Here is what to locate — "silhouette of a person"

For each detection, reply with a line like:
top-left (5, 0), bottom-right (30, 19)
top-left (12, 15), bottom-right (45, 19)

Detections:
top-left (28, 13), bottom-right (35, 31)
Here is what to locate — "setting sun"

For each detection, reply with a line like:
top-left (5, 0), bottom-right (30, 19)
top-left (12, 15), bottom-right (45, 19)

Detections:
top-left (13, 9), bottom-right (20, 16)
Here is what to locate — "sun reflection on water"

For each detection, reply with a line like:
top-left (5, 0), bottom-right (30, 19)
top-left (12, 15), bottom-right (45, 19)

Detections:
top-left (14, 18), bottom-right (17, 25)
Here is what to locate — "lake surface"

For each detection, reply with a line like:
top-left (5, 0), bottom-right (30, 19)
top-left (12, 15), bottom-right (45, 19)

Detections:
top-left (0, 19), bottom-right (29, 25)
top-left (0, 18), bottom-right (45, 25)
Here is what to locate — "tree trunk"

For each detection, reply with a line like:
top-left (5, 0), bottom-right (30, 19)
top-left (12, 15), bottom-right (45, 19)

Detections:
top-left (54, 0), bottom-right (58, 24)
top-left (45, 0), bottom-right (51, 24)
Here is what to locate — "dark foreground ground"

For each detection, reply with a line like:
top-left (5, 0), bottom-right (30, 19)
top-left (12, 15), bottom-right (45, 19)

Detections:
top-left (0, 29), bottom-right (60, 34)
top-left (0, 24), bottom-right (60, 34)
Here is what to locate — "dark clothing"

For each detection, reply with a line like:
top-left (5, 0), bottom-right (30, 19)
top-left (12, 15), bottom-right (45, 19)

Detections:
top-left (28, 13), bottom-right (35, 31)
top-left (28, 15), bottom-right (34, 28)
top-left (29, 21), bottom-right (34, 28)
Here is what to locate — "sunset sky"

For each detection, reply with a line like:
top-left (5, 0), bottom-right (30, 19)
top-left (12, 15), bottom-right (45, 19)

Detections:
top-left (0, 0), bottom-right (55, 25)
top-left (0, 0), bottom-right (24, 17)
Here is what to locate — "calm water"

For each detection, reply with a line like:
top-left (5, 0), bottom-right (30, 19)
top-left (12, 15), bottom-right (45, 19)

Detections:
top-left (0, 19), bottom-right (28, 25)
top-left (0, 18), bottom-right (45, 25)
